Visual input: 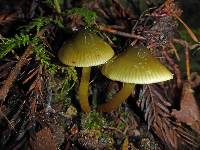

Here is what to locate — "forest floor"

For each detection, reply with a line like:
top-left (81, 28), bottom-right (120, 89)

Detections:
top-left (0, 0), bottom-right (200, 150)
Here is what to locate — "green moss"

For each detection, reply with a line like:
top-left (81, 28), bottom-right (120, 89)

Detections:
top-left (81, 112), bottom-right (107, 130)
top-left (117, 121), bottom-right (126, 130)
top-left (50, 67), bottom-right (77, 108)
top-left (24, 17), bottom-right (52, 32)
top-left (0, 33), bottom-right (30, 59)
top-left (79, 111), bottom-right (115, 149)
top-left (0, 14), bottom-right (78, 108)
top-left (0, 15), bottom-right (66, 74)
top-left (66, 7), bottom-right (97, 27)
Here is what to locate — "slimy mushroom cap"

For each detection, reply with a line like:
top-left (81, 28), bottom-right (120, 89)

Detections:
top-left (101, 46), bottom-right (173, 84)
top-left (58, 31), bottom-right (114, 67)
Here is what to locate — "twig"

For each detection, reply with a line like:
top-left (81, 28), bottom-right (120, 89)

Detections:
top-left (175, 15), bottom-right (199, 43)
top-left (97, 24), bottom-right (146, 40)
top-left (0, 45), bottom-right (33, 104)
top-left (0, 12), bottom-right (17, 25)
top-left (185, 43), bottom-right (190, 81)
top-left (169, 42), bottom-right (180, 61)
top-left (0, 25), bottom-right (51, 104)
top-left (103, 126), bottom-right (124, 135)
top-left (162, 47), bottom-right (182, 87)
top-left (0, 108), bottom-right (16, 132)
top-left (173, 38), bottom-right (191, 82)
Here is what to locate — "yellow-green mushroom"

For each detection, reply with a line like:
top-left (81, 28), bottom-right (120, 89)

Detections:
top-left (97, 46), bottom-right (173, 112)
top-left (58, 31), bottom-right (114, 112)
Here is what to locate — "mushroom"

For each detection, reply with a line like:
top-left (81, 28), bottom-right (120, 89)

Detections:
top-left (97, 46), bottom-right (173, 112)
top-left (58, 31), bottom-right (114, 112)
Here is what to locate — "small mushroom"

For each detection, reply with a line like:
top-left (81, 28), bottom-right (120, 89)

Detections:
top-left (58, 31), bottom-right (114, 112)
top-left (97, 46), bottom-right (173, 112)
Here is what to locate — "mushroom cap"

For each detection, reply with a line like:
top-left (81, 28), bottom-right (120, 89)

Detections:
top-left (101, 46), bottom-right (173, 84)
top-left (58, 31), bottom-right (114, 67)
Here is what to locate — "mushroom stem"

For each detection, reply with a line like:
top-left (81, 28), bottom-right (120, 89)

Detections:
top-left (79, 67), bottom-right (91, 112)
top-left (97, 83), bottom-right (135, 112)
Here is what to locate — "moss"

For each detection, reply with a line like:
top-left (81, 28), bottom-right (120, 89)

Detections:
top-left (5, 15), bottom-right (78, 106)
top-left (81, 112), bottom-right (107, 130)
top-left (66, 7), bottom-right (97, 27)
top-left (0, 15), bottom-right (64, 74)
top-left (0, 33), bottom-right (30, 59)
top-left (50, 67), bottom-right (77, 108)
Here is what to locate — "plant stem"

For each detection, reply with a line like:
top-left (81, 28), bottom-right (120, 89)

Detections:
top-left (79, 67), bottom-right (91, 112)
top-left (97, 83), bottom-right (135, 112)
top-left (54, 0), bottom-right (61, 13)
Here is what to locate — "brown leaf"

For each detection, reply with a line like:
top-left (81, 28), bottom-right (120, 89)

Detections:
top-left (175, 125), bottom-right (200, 147)
top-left (138, 84), bottom-right (200, 149)
top-left (172, 82), bottom-right (200, 134)
top-left (191, 72), bottom-right (200, 88)
top-left (0, 12), bottom-right (17, 25)
top-left (30, 127), bottom-right (57, 150)
top-left (163, 0), bottom-right (182, 17)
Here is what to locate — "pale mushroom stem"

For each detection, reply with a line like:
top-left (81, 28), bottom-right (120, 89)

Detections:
top-left (79, 67), bottom-right (91, 112)
top-left (97, 83), bottom-right (135, 112)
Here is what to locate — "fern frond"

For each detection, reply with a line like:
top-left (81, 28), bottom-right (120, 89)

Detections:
top-left (138, 85), bottom-right (171, 129)
top-left (138, 84), bottom-right (200, 149)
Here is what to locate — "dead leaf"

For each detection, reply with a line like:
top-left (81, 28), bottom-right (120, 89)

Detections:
top-left (172, 82), bottom-right (200, 134)
top-left (0, 12), bottom-right (17, 25)
top-left (190, 72), bottom-right (200, 88)
top-left (30, 127), bottom-right (57, 150)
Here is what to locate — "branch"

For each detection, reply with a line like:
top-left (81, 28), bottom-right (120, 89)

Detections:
top-left (97, 24), bottom-right (146, 40)
top-left (0, 45), bottom-right (33, 103)
top-left (162, 47), bottom-right (182, 88)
